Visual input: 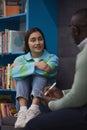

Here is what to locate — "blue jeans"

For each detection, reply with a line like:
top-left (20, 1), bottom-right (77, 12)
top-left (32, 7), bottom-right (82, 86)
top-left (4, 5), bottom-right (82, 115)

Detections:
top-left (16, 75), bottom-right (50, 111)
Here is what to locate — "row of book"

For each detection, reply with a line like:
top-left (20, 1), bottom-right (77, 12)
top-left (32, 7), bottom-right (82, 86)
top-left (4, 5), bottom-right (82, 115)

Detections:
top-left (0, 29), bottom-right (25, 54)
top-left (0, 0), bottom-right (26, 17)
top-left (0, 64), bottom-right (16, 90)
top-left (0, 103), bottom-right (17, 118)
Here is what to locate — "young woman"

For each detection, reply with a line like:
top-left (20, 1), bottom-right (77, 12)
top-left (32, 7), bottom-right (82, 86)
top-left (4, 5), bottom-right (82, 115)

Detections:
top-left (10, 27), bottom-right (58, 128)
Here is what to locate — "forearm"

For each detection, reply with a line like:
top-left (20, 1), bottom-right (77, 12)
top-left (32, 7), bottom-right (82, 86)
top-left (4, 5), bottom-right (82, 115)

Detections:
top-left (10, 62), bottom-right (35, 79)
top-left (35, 68), bottom-right (57, 78)
top-left (48, 90), bottom-right (82, 111)
top-left (48, 79), bottom-right (87, 111)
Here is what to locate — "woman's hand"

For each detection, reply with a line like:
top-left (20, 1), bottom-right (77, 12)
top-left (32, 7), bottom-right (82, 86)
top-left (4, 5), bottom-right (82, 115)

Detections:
top-left (35, 61), bottom-right (51, 72)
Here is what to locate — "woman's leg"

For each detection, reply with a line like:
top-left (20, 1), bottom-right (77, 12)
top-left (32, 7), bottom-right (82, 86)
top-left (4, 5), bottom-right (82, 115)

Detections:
top-left (30, 75), bottom-right (49, 107)
top-left (15, 76), bottom-right (32, 128)
top-left (31, 75), bottom-right (49, 98)
top-left (16, 76), bottom-right (32, 103)
top-left (25, 107), bottom-right (87, 130)
top-left (25, 76), bottom-right (49, 124)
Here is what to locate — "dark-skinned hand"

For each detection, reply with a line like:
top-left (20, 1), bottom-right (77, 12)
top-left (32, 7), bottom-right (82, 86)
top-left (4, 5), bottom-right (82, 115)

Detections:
top-left (42, 86), bottom-right (64, 106)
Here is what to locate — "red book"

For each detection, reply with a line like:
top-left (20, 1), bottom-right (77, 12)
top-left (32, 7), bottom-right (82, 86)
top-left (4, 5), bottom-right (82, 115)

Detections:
top-left (6, 5), bottom-right (20, 16)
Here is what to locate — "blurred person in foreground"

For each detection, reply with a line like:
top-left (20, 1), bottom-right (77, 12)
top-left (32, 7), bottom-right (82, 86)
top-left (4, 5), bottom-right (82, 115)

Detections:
top-left (25, 8), bottom-right (87, 130)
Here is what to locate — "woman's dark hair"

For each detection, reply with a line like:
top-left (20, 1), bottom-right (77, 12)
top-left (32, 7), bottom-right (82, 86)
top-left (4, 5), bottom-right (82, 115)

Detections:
top-left (24, 27), bottom-right (47, 53)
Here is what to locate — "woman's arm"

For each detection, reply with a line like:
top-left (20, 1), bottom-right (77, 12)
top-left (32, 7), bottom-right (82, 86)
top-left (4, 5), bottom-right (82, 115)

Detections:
top-left (35, 61), bottom-right (51, 72)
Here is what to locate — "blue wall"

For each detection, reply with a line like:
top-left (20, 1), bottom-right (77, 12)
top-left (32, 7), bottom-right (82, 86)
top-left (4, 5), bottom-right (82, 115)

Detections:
top-left (29, 0), bottom-right (58, 55)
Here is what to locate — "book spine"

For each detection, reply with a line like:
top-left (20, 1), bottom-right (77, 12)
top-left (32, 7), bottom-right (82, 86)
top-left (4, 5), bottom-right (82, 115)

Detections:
top-left (1, 67), bottom-right (5, 89)
top-left (6, 64), bottom-right (10, 90)
top-left (0, 32), bottom-right (2, 53)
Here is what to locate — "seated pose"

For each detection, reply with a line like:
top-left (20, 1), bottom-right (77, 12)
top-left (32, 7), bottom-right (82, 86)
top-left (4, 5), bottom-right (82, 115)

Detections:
top-left (10, 27), bottom-right (58, 128)
top-left (24, 8), bottom-right (87, 130)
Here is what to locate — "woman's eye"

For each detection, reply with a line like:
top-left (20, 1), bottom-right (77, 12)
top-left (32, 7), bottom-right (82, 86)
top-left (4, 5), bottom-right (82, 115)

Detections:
top-left (30, 37), bottom-right (43, 42)
top-left (31, 38), bottom-right (36, 42)
top-left (38, 37), bottom-right (43, 41)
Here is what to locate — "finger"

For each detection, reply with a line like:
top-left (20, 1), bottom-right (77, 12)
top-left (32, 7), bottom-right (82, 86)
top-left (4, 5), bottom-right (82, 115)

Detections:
top-left (43, 86), bottom-right (50, 93)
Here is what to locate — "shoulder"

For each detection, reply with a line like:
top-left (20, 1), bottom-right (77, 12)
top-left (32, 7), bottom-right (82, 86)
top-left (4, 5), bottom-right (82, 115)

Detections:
top-left (78, 45), bottom-right (87, 59)
top-left (14, 53), bottom-right (26, 62)
top-left (44, 49), bottom-right (58, 59)
top-left (76, 45), bottom-right (87, 67)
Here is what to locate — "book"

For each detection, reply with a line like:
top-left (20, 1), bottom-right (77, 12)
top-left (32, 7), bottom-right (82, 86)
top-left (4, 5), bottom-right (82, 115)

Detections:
top-left (6, 5), bottom-right (20, 16)
top-left (0, 29), bottom-right (25, 54)
top-left (7, 30), bottom-right (25, 53)
top-left (0, 0), bottom-right (6, 17)
top-left (6, 0), bottom-right (26, 14)
top-left (2, 29), bottom-right (8, 54)
top-left (5, 64), bottom-right (10, 89)
top-left (0, 0), bottom-right (20, 17)
top-left (6, 0), bottom-right (19, 2)
top-left (0, 65), bottom-right (16, 89)
top-left (0, 103), bottom-right (17, 118)
top-left (6, 0), bottom-right (19, 5)
top-left (0, 66), bottom-right (5, 89)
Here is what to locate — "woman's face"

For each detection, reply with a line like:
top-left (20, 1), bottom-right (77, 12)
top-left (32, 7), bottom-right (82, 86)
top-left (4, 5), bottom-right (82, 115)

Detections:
top-left (28, 31), bottom-right (44, 57)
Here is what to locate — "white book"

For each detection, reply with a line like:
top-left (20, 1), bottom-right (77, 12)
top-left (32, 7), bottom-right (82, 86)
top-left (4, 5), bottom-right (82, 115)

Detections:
top-left (7, 30), bottom-right (25, 53)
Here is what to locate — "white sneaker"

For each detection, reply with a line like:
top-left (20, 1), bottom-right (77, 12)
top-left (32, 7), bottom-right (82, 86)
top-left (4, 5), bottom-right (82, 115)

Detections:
top-left (15, 110), bottom-right (26, 128)
top-left (25, 108), bottom-right (41, 124)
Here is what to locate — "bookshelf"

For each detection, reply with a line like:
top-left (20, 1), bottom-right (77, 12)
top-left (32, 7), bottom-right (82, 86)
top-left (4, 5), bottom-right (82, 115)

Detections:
top-left (0, 0), bottom-right (29, 105)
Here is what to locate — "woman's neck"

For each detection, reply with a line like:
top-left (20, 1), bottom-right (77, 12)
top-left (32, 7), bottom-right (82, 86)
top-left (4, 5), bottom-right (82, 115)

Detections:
top-left (31, 51), bottom-right (43, 58)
